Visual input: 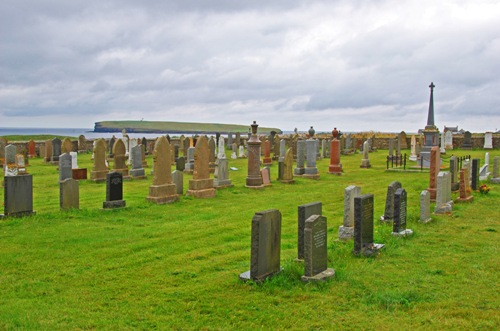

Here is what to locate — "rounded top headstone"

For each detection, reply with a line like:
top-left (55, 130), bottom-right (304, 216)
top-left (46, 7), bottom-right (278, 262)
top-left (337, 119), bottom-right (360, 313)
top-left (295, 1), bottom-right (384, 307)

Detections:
top-left (332, 127), bottom-right (339, 139)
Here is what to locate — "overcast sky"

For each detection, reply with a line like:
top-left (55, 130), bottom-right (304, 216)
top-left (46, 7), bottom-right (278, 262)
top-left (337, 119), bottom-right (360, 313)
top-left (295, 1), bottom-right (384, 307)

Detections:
top-left (1, 0), bottom-right (499, 132)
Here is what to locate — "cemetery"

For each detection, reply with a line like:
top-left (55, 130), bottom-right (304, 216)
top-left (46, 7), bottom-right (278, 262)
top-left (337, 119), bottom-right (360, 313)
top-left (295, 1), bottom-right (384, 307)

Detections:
top-left (0, 127), bottom-right (498, 329)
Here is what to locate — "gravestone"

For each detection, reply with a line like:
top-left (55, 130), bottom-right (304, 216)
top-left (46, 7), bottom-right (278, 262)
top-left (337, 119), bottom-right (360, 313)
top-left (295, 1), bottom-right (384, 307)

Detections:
top-left (129, 145), bottom-right (146, 179)
top-left (479, 152), bottom-right (490, 181)
top-left (103, 172), bottom-right (126, 208)
top-left (339, 185), bottom-right (361, 239)
top-left (457, 168), bottom-right (474, 202)
top-left (78, 135), bottom-right (86, 153)
top-left (392, 188), bottom-right (413, 236)
top-left (262, 139), bottom-right (272, 165)
top-left (1, 175), bottom-right (35, 218)
top-left (108, 136), bottom-right (115, 158)
top-left (380, 181), bottom-right (402, 222)
top-left (434, 172), bottom-right (453, 214)
top-left (491, 156), bottom-right (500, 184)
top-left (246, 121), bottom-right (264, 188)
top-left (231, 143), bottom-right (237, 160)
top-left (303, 137), bottom-right (319, 179)
top-left (281, 148), bottom-right (295, 184)
top-left (60, 178), bottom-right (79, 210)
top-left (28, 140), bottom-right (36, 158)
top-left (227, 132), bottom-right (233, 149)
top-left (141, 137), bottom-right (148, 154)
top-left (297, 202), bottom-right (322, 260)
top-left (293, 140), bottom-right (306, 176)
top-left (51, 138), bottom-right (62, 163)
top-left (16, 154), bottom-right (27, 175)
top-left (261, 167), bottom-right (271, 186)
top-left (353, 194), bottom-right (384, 256)
top-left (70, 152), bottom-right (79, 169)
top-left (184, 147), bottom-right (195, 174)
top-left (90, 139), bottom-right (108, 182)
top-left (440, 132), bottom-right (446, 154)
top-left (399, 131), bottom-right (408, 149)
top-left (409, 135), bottom-right (417, 161)
top-left (214, 137), bottom-right (233, 188)
top-left (444, 130), bottom-right (453, 149)
top-left (208, 137), bottom-right (216, 173)
top-left (239, 209), bottom-right (282, 283)
top-left (112, 139), bottom-right (129, 179)
top-left (301, 215), bottom-right (335, 283)
top-left (59, 153), bottom-right (73, 182)
top-left (172, 170), bottom-right (183, 195)
top-left (449, 156), bottom-right (459, 191)
top-left (146, 136), bottom-right (179, 204)
top-left (273, 134), bottom-right (280, 160)
top-left (419, 190), bottom-right (432, 223)
top-left (279, 139), bottom-right (286, 162)
top-left (0, 138), bottom-right (7, 165)
top-left (471, 158), bottom-right (479, 191)
top-left (62, 138), bottom-right (72, 154)
top-left (5, 144), bottom-right (16, 165)
top-left (235, 132), bottom-right (241, 148)
top-left (328, 128), bottom-right (342, 175)
top-left (176, 156), bottom-right (185, 172)
top-left (238, 145), bottom-right (246, 158)
top-left (359, 141), bottom-right (371, 168)
top-left (186, 136), bottom-right (216, 198)
top-left (462, 131), bottom-right (472, 150)
top-left (388, 138), bottom-right (395, 157)
top-left (427, 146), bottom-right (440, 201)
top-left (484, 132), bottom-right (493, 149)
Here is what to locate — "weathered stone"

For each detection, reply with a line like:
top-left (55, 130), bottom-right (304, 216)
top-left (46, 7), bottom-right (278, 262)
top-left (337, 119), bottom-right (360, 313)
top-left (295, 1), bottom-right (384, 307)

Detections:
top-left (103, 172), bottom-right (126, 209)
top-left (62, 138), bottom-right (72, 154)
top-left (172, 170), bottom-right (183, 195)
top-left (427, 146), bottom-right (440, 201)
top-left (393, 188), bottom-right (413, 236)
top-left (1, 175), bottom-right (35, 218)
top-left (339, 185), bottom-right (361, 239)
top-left (246, 121), bottom-right (264, 188)
top-left (239, 209), bottom-right (282, 283)
top-left (297, 202), bottom-right (322, 260)
top-left (360, 141), bottom-right (371, 168)
top-left (59, 153), bottom-right (73, 182)
top-left (129, 144), bottom-right (146, 179)
top-left (60, 178), bottom-right (79, 210)
top-left (281, 148), bottom-right (295, 184)
top-left (294, 140), bottom-right (306, 176)
top-left (187, 136), bottom-right (216, 198)
top-left (353, 194), bottom-right (384, 256)
top-left (381, 181), bottom-right (402, 222)
top-left (419, 190), bottom-right (432, 223)
top-left (146, 136), bottom-right (179, 204)
top-left (90, 139), bottom-right (108, 182)
top-left (112, 139), bottom-right (129, 179)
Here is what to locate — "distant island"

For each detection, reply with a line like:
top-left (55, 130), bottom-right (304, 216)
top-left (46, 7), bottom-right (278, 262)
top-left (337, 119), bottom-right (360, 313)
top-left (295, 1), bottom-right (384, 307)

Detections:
top-left (94, 120), bottom-right (282, 134)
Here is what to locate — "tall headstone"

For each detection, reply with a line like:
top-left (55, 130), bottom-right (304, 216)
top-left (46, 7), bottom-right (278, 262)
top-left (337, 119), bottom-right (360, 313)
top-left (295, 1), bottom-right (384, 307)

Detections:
top-left (146, 136), bottom-right (179, 204)
top-left (420, 82), bottom-right (440, 166)
top-left (484, 132), bottom-right (493, 149)
top-left (381, 181), bottom-right (402, 222)
top-left (471, 158), bottom-right (480, 191)
top-left (51, 138), bottom-right (62, 163)
top-left (103, 172), bottom-right (126, 208)
top-left (419, 190), bottom-right (432, 223)
top-left (112, 139), bottom-right (129, 179)
top-left (297, 202), bottom-right (322, 260)
top-left (78, 135), bottom-right (86, 153)
top-left (360, 141), bottom-right (371, 168)
top-left (293, 140), bottom-right (306, 176)
top-left (479, 152), bottom-right (490, 181)
top-left (388, 138), bottom-right (395, 157)
top-left (273, 134), bottom-right (280, 160)
top-left (462, 131), bottom-right (472, 150)
top-left (239, 209), bottom-right (282, 283)
top-left (262, 139), bottom-right (272, 166)
top-left (235, 132), bottom-right (241, 148)
top-left (227, 132), bottom-right (233, 149)
top-left (281, 148), bottom-right (295, 184)
top-left (70, 152), bottom-right (79, 169)
top-left (301, 215), bottom-right (335, 283)
top-left (186, 136), bottom-right (216, 198)
top-left (434, 171), bottom-right (453, 214)
top-left (246, 121), bottom-right (264, 188)
top-left (339, 185), bottom-right (361, 240)
top-left (440, 132), bottom-right (446, 154)
top-left (129, 144), bottom-right (146, 179)
top-left (392, 188), bottom-right (413, 236)
top-left (444, 130), bottom-right (453, 149)
top-left (457, 168), bottom-right (474, 202)
top-left (208, 137), bottom-right (216, 173)
top-left (28, 140), bottom-right (36, 158)
top-left (214, 137), bottom-right (233, 188)
top-left (171, 170), bottom-right (183, 195)
top-left (409, 135), bottom-right (417, 161)
top-left (303, 128), bottom-right (319, 179)
top-left (184, 147), bottom-right (195, 174)
top-left (279, 139), bottom-right (286, 162)
top-left (238, 145), bottom-right (246, 158)
top-left (1, 175), bottom-right (35, 218)
top-left (427, 146), bottom-right (440, 201)
top-left (90, 139), bottom-right (108, 182)
top-left (353, 194), bottom-right (384, 256)
top-left (328, 128), bottom-right (342, 175)
top-left (62, 138), bottom-right (72, 154)
top-left (60, 178), bottom-right (79, 210)
top-left (491, 156), bottom-right (500, 184)
top-left (59, 153), bottom-right (73, 182)
top-left (449, 156), bottom-right (459, 191)
top-left (108, 136), bottom-right (115, 158)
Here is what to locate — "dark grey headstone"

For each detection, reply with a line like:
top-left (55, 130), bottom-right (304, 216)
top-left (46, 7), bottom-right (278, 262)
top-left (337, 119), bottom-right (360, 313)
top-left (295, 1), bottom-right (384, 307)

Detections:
top-left (353, 194), bottom-right (384, 256)
top-left (239, 209), bottom-right (282, 283)
top-left (462, 131), bottom-right (472, 149)
top-left (59, 153), bottom-right (73, 181)
top-left (450, 156), bottom-right (459, 191)
top-left (60, 178), bottom-right (79, 210)
top-left (52, 138), bottom-right (62, 162)
top-left (108, 137), bottom-right (116, 156)
top-left (471, 158), bottom-right (479, 190)
top-left (297, 202), bottom-right (322, 260)
top-left (103, 172), bottom-right (125, 208)
top-left (393, 188), bottom-right (408, 233)
top-left (381, 181), bottom-right (402, 222)
top-left (2, 175), bottom-right (35, 218)
top-left (172, 170), bottom-right (183, 195)
top-left (301, 215), bottom-right (334, 282)
top-left (176, 156), bottom-right (185, 172)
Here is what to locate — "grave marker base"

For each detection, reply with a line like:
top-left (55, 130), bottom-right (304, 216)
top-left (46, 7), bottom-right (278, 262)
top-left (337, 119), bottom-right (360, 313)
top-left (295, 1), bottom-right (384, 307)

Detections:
top-left (146, 184), bottom-right (179, 204)
top-left (301, 268), bottom-right (335, 283)
top-left (238, 268), bottom-right (283, 284)
top-left (338, 226), bottom-right (354, 240)
top-left (0, 211), bottom-right (36, 219)
top-left (103, 200), bottom-right (126, 209)
top-left (353, 243), bottom-right (384, 257)
top-left (419, 217), bottom-right (433, 224)
top-left (391, 229), bottom-right (414, 237)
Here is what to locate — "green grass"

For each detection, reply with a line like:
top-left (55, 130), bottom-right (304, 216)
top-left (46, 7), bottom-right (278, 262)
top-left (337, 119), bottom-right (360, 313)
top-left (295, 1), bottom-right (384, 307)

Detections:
top-left (95, 120), bottom-right (282, 134)
top-left (0, 135), bottom-right (77, 142)
top-left (0, 148), bottom-right (498, 330)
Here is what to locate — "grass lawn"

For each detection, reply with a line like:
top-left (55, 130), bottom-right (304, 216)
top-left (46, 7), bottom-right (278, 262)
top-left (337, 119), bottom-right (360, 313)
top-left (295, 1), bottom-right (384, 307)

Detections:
top-left (0, 146), bottom-right (498, 330)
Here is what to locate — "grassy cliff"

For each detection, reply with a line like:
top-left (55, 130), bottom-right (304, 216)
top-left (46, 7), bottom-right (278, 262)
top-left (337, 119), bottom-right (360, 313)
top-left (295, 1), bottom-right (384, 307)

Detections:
top-left (94, 120), bottom-right (282, 134)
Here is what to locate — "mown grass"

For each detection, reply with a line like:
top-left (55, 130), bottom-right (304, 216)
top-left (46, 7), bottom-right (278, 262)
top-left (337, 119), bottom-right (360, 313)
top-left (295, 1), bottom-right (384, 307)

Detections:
top-left (0, 147), bottom-right (498, 330)
top-left (0, 135), bottom-right (77, 142)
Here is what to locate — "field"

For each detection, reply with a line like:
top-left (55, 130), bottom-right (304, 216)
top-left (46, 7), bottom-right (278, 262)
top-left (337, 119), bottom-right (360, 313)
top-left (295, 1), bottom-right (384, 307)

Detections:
top-left (0, 146), bottom-right (498, 330)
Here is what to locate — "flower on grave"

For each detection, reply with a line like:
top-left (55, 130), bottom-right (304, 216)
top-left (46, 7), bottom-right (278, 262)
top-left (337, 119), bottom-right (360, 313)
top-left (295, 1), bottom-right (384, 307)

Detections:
top-left (479, 184), bottom-right (490, 194)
